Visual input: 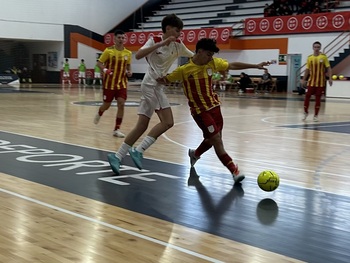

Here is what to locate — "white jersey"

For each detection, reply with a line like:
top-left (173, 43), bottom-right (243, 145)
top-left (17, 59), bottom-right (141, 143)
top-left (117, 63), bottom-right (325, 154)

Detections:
top-left (141, 36), bottom-right (193, 86)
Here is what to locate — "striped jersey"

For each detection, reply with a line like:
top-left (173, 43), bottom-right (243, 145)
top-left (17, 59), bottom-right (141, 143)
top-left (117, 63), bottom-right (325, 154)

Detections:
top-left (306, 53), bottom-right (330, 87)
top-left (166, 57), bottom-right (229, 115)
top-left (99, 46), bottom-right (132, 90)
top-left (141, 36), bottom-right (193, 86)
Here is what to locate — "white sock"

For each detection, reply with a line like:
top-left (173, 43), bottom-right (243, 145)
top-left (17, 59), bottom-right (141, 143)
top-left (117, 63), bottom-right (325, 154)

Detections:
top-left (115, 142), bottom-right (131, 161)
top-left (136, 136), bottom-right (156, 153)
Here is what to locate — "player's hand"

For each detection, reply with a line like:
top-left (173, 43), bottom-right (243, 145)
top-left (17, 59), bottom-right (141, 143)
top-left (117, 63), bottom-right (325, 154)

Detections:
top-left (126, 71), bottom-right (132, 77)
top-left (156, 77), bottom-right (167, 85)
top-left (103, 68), bottom-right (113, 75)
top-left (257, 61), bottom-right (270, 69)
top-left (162, 36), bottom-right (177, 46)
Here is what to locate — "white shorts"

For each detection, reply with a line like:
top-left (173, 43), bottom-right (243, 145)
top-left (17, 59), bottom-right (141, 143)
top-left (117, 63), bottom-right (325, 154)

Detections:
top-left (63, 72), bottom-right (70, 78)
top-left (79, 72), bottom-right (86, 78)
top-left (138, 83), bottom-right (171, 118)
top-left (94, 72), bottom-right (101, 78)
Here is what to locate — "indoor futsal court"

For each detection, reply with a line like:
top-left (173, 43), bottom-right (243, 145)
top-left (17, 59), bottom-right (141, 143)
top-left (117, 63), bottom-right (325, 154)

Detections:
top-left (0, 83), bottom-right (349, 263)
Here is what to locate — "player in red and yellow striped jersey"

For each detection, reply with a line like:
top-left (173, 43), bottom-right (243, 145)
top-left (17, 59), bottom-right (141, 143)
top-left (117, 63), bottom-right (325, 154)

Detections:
top-left (301, 41), bottom-right (332, 122)
top-left (159, 38), bottom-right (269, 184)
top-left (94, 30), bottom-right (132, 137)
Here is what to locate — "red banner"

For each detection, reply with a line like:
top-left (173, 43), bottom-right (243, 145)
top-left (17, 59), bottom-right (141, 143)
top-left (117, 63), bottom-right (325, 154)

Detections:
top-left (104, 27), bottom-right (232, 47)
top-left (244, 11), bottom-right (350, 35)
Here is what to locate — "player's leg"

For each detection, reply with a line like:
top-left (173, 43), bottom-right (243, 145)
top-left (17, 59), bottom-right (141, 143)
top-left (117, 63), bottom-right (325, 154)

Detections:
top-left (188, 139), bottom-right (212, 167)
top-left (111, 89), bottom-right (154, 172)
top-left (188, 112), bottom-right (213, 166)
top-left (113, 96), bottom-right (126, 138)
top-left (94, 89), bottom-right (112, 124)
top-left (194, 106), bottom-right (244, 183)
top-left (209, 132), bottom-right (244, 183)
top-left (148, 107), bottom-right (174, 139)
top-left (82, 72), bottom-right (86, 85)
top-left (108, 114), bottom-right (150, 175)
top-left (303, 86), bottom-right (313, 120)
top-left (313, 87), bottom-right (324, 121)
top-left (129, 107), bottom-right (173, 170)
top-left (129, 87), bottom-right (173, 169)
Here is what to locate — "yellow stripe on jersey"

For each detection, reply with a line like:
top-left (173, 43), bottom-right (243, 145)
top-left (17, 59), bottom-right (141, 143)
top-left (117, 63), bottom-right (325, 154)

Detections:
top-left (166, 57), bottom-right (228, 115)
top-left (99, 46), bottom-right (132, 90)
top-left (306, 53), bottom-right (330, 88)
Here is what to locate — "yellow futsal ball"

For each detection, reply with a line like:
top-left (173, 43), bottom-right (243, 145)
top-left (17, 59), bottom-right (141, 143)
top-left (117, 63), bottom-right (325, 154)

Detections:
top-left (257, 170), bottom-right (280, 192)
top-left (339, 75), bottom-right (344, 80)
top-left (332, 75), bottom-right (338, 80)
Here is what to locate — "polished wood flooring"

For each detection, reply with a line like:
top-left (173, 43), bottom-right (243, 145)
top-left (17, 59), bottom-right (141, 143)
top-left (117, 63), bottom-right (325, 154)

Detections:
top-left (1, 83), bottom-right (350, 262)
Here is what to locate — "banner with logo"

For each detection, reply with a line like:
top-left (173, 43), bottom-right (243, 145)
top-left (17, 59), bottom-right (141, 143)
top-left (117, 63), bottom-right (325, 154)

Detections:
top-left (104, 27), bottom-right (232, 47)
top-left (244, 11), bottom-right (350, 35)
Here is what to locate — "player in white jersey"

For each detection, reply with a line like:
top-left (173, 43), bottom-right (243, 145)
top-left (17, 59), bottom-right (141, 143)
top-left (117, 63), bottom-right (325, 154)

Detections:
top-left (139, 35), bottom-right (193, 117)
top-left (108, 14), bottom-right (193, 175)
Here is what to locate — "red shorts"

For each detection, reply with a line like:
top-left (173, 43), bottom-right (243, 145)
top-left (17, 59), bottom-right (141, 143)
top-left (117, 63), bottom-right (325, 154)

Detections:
top-left (306, 86), bottom-right (324, 96)
top-left (103, 88), bottom-right (127, 103)
top-left (192, 106), bottom-right (223, 139)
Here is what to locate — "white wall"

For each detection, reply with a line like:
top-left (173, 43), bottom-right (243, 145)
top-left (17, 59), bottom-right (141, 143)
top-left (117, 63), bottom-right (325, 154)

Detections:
top-left (25, 41), bottom-right (102, 71)
top-left (0, 0), bottom-right (147, 72)
top-left (0, 0), bottom-right (147, 40)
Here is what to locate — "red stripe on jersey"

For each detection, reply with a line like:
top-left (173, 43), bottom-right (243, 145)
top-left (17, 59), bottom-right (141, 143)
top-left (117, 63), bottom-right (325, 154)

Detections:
top-left (308, 55), bottom-right (327, 88)
top-left (103, 54), bottom-right (128, 90)
top-left (184, 76), bottom-right (220, 115)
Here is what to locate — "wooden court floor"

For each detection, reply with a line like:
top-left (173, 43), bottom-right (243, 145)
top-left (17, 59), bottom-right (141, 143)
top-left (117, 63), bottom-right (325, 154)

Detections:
top-left (0, 83), bottom-right (350, 263)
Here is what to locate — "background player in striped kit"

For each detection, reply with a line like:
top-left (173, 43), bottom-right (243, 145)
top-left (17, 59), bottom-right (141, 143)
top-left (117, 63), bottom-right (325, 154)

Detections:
top-left (94, 30), bottom-right (132, 138)
top-left (301, 41), bottom-right (332, 122)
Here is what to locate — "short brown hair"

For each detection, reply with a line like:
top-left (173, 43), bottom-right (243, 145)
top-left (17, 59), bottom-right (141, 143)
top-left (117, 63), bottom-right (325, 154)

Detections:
top-left (161, 14), bottom-right (183, 33)
top-left (195, 38), bottom-right (220, 53)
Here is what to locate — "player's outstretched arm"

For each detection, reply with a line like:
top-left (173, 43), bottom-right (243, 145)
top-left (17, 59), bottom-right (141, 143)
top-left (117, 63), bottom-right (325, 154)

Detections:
top-left (228, 61), bottom-right (269, 70)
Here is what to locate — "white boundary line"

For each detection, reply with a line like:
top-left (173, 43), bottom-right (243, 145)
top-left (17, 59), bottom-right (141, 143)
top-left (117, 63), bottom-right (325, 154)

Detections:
top-left (0, 187), bottom-right (224, 263)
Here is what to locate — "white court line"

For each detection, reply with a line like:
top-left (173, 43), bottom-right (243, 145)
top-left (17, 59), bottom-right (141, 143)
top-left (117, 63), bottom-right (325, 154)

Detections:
top-left (160, 116), bottom-right (350, 197)
top-left (238, 129), bottom-right (350, 147)
top-left (0, 187), bottom-right (224, 263)
top-left (1, 130), bottom-right (349, 195)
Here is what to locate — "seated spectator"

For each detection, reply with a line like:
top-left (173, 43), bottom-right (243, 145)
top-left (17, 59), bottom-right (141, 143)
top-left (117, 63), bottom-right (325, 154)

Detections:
top-left (312, 2), bottom-right (323, 13)
top-left (306, 0), bottom-right (315, 13)
top-left (289, 0), bottom-right (301, 13)
top-left (279, 4), bottom-right (293, 16)
top-left (266, 6), bottom-right (278, 17)
top-left (258, 69), bottom-right (272, 93)
top-left (297, 0), bottom-right (309, 14)
top-left (236, 72), bottom-right (252, 93)
top-left (263, 4), bottom-right (270, 17)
